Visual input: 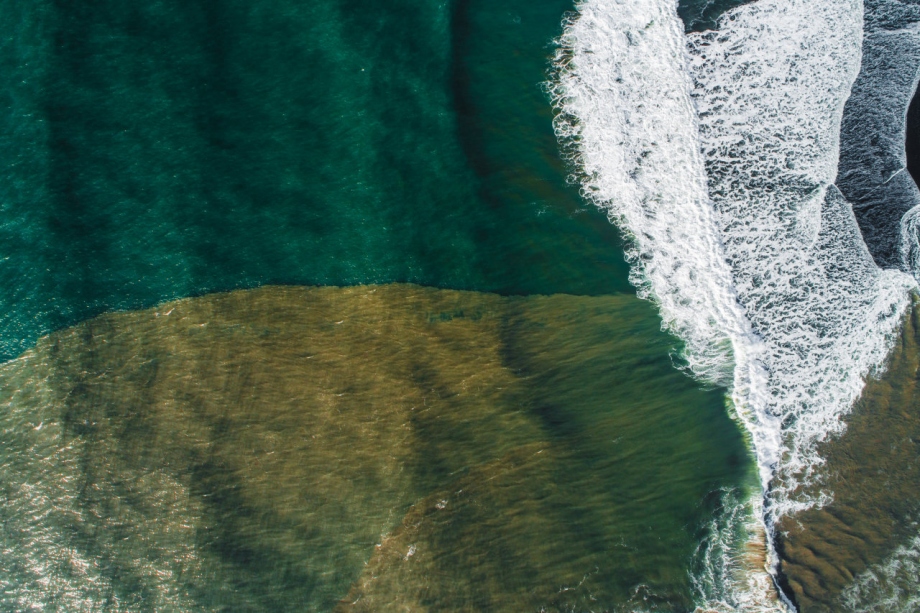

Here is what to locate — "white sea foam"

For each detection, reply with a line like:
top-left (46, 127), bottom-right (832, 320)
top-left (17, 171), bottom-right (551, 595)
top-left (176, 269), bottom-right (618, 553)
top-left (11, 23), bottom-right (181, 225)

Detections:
top-left (552, 0), bottom-right (918, 608)
top-left (549, 0), bottom-right (777, 480)
top-left (551, 0), bottom-right (756, 388)
top-left (686, 0), bottom-right (916, 516)
top-left (550, 1), bottom-right (781, 608)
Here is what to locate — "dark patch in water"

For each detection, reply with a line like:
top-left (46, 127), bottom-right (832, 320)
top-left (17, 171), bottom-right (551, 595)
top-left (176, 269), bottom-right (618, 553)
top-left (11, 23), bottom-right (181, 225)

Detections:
top-left (906, 82), bottom-right (920, 189)
top-left (677, 0), bottom-right (757, 32)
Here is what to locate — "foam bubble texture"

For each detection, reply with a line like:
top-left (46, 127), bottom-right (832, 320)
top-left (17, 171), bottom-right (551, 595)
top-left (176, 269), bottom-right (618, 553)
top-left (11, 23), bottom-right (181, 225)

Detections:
top-left (838, 0), bottom-right (920, 270)
top-left (550, 0), bottom-right (742, 377)
top-left (550, 1), bottom-right (782, 608)
top-left (687, 0), bottom-right (916, 515)
top-left (690, 487), bottom-right (787, 612)
top-left (552, 0), bottom-right (919, 608)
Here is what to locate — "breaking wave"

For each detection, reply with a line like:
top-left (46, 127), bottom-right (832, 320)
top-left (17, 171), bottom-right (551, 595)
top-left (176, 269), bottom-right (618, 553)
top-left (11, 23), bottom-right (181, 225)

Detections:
top-left (551, 0), bottom-right (919, 608)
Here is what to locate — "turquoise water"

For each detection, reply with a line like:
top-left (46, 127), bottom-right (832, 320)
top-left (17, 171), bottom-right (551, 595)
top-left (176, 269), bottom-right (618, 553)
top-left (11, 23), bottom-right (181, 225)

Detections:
top-left (0, 0), bottom-right (638, 361)
top-left (0, 0), bottom-right (752, 361)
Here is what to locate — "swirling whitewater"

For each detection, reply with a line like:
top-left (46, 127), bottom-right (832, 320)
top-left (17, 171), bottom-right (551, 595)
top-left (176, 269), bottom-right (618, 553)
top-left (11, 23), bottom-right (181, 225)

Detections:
top-left (551, 0), bottom-right (919, 609)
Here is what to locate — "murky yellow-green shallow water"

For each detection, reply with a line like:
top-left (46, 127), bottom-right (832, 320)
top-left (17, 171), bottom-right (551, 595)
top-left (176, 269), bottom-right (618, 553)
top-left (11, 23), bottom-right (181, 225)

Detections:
top-left (0, 284), bottom-right (753, 612)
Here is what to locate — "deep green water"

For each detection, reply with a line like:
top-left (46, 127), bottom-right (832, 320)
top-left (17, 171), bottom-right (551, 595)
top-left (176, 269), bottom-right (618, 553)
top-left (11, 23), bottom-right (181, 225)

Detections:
top-left (0, 0), bottom-right (640, 361)
top-left (0, 0), bottom-right (748, 361)
top-left (0, 0), bottom-right (759, 611)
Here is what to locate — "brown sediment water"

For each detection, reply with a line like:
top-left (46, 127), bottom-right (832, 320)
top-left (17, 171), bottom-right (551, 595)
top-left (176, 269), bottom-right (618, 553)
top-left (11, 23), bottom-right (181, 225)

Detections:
top-left (775, 298), bottom-right (920, 612)
top-left (0, 284), bottom-right (751, 612)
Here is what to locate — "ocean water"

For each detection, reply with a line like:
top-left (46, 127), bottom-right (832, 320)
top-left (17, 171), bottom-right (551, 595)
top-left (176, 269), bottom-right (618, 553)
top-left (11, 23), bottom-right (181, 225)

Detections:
top-left (775, 299), bottom-right (920, 611)
top-left (0, 286), bottom-right (754, 612)
top-left (4, 0), bottom-right (920, 611)
top-left (0, 1), bottom-right (764, 612)
top-left (0, 0), bottom-right (637, 362)
top-left (838, 0), bottom-right (920, 270)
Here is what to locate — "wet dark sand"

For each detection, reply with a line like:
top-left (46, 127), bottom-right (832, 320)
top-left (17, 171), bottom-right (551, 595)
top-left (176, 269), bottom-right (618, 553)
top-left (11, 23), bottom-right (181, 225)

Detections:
top-left (775, 298), bottom-right (920, 611)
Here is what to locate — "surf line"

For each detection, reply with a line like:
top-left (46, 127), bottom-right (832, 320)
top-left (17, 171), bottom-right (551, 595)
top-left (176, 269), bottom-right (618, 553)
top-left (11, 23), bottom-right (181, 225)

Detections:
top-left (550, 0), bottom-right (917, 610)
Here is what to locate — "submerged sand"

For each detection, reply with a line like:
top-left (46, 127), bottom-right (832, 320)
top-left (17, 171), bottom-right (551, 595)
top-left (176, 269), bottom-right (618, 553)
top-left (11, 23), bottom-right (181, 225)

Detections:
top-left (775, 299), bottom-right (920, 612)
top-left (0, 284), bottom-right (751, 612)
